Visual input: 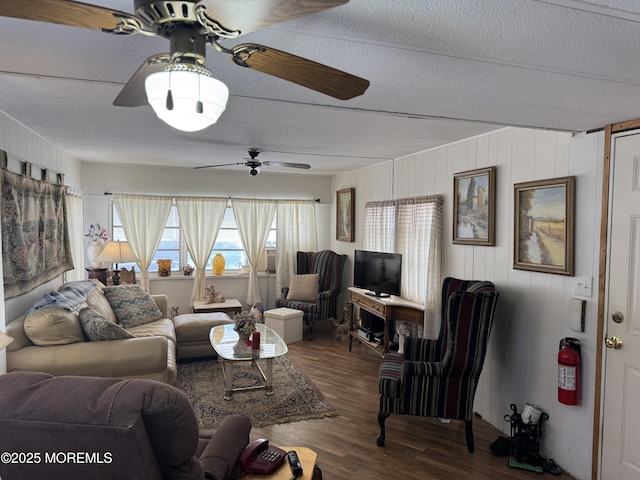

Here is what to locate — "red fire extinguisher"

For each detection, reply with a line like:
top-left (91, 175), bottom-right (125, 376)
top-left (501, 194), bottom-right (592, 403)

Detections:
top-left (558, 337), bottom-right (581, 405)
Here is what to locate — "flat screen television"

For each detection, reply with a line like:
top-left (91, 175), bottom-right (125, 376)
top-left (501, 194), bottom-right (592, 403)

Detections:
top-left (353, 250), bottom-right (402, 298)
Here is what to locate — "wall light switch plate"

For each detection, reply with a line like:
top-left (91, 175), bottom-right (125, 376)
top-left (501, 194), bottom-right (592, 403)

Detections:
top-left (574, 276), bottom-right (593, 297)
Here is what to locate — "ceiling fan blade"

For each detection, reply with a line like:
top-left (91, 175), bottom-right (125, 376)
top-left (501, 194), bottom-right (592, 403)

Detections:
top-left (230, 44), bottom-right (369, 100)
top-left (263, 161), bottom-right (310, 169)
top-left (196, 0), bottom-right (348, 36)
top-left (193, 162), bottom-right (246, 170)
top-left (0, 0), bottom-right (137, 31)
top-left (113, 54), bottom-right (169, 107)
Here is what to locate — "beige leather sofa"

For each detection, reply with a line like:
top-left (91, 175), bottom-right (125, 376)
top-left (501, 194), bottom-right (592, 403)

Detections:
top-left (6, 281), bottom-right (178, 384)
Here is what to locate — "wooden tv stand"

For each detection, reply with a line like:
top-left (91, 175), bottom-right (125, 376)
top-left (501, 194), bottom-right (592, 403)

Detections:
top-left (347, 287), bottom-right (424, 356)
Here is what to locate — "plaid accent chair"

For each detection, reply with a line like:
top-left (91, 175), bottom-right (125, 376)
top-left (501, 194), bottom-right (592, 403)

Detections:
top-left (377, 277), bottom-right (499, 453)
top-left (277, 250), bottom-right (347, 339)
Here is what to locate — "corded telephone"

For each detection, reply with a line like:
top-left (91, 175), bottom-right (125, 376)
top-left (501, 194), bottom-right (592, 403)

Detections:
top-left (238, 439), bottom-right (286, 474)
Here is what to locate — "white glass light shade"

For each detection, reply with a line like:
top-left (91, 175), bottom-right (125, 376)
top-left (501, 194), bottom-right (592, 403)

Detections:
top-left (145, 70), bottom-right (229, 132)
top-left (95, 241), bottom-right (140, 265)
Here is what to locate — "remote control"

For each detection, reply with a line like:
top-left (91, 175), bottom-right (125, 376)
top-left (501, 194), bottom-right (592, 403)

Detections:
top-left (287, 450), bottom-right (303, 476)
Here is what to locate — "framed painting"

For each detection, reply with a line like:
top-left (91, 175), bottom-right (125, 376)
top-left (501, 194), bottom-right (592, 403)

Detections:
top-left (513, 176), bottom-right (575, 276)
top-left (336, 187), bottom-right (355, 242)
top-left (453, 166), bottom-right (496, 246)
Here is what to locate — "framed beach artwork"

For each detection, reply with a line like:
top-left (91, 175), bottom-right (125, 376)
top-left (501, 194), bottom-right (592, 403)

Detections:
top-left (336, 187), bottom-right (355, 242)
top-left (453, 166), bottom-right (496, 246)
top-left (513, 176), bottom-right (575, 276)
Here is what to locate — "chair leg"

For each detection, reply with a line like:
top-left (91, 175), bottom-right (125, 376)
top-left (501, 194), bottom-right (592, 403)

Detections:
top-left (464, 420), bottom-right (474, 453)
top-left (376, 412), bottom-right (390, 446)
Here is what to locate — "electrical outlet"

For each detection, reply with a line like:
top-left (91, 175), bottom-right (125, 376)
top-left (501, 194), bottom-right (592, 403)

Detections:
top-left (574, 276), bottom-right (592, 297)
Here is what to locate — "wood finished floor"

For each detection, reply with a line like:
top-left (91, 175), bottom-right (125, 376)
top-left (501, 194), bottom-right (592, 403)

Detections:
top-left (251, 321), bottom-right (576, 480)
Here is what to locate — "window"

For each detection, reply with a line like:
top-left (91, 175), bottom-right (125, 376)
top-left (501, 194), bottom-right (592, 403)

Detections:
top-left (113, 201), bottom-right (276, 273)
top-left (188, 206), bottom-right (276, 271)
top-left (363, 196), bottom-right (443, 337)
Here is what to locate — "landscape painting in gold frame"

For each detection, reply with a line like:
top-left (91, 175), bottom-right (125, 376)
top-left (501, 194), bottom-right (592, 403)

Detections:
top-left (453, 166), bottom-right (496, 246)
top-left (513, 176), bottom-right (575, 276)
top-left (336, 188), bottom-right (355, 242)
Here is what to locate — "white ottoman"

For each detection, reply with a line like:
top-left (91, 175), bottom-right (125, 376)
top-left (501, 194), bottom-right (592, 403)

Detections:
top-left (264, 307), bottom-right (304, 344)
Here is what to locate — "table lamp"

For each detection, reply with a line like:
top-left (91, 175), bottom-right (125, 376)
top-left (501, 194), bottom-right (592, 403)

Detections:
top-left (0, 330), bottom-right (14, 352)
top-left (96, 241), bottom-right (140, 285)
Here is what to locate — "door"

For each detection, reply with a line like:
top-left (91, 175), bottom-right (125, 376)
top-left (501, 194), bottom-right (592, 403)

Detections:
top-left (601, 130), bottom-right (640, 478)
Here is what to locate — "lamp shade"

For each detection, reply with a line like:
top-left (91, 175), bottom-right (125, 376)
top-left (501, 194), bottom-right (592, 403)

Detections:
top-left (95, 241), bottom-right (139, 265)
top-left (0, 330), bottom-right (14, 352)
top-left (145, 68), bottom-right (229, 132)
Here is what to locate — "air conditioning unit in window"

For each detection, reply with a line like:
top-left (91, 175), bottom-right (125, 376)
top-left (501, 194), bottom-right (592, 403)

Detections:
top-left (266, 249), bottom-right (276, 273)
top-left (257, 248), bottom-right (276, 273)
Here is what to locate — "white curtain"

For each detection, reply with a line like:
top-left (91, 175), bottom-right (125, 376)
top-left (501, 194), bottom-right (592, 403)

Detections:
top-left (64, 190), bottom-right (85, 281)
top-left (113, 194), bottom-right (173, 292)
top-left (275, 200), bottom-right (318, 296)
top-left (395, 197), bottom-right (443, 338)
top-left (363, 200), bottom-right (396, 252)
top-left (176, 196), bottom-right (227, 304)
top-left (232, 198), bottom-right (276, 305)
top-left (363, 196), bottom-right (443, 337)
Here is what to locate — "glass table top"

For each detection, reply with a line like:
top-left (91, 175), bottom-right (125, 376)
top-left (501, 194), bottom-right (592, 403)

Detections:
top-left (209, 323), bottom-right (288, 361)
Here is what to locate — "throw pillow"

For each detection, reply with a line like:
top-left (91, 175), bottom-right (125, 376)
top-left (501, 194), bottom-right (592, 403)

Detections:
top-left (86, 283), bottom-right (117, 323)
top-left (286, 274), bottom-right (320, 302)
top-left (24, 308), bottom-right (85, 346)
top-left (79, 307), bottom-right (135, 342)
top-left (102, 285), bottom-right (163, 328)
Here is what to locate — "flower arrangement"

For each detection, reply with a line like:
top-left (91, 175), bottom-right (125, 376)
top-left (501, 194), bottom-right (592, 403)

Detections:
top-left (85, 223), bottom-right (109, 243)
top-left (233, 310), bottom-right (257, 337)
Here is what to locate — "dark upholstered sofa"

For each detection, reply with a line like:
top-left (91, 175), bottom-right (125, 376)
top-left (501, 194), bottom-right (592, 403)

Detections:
top-left (0, 371), bottom-right (251, 480)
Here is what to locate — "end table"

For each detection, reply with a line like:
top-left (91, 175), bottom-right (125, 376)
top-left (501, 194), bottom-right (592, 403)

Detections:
top-left (86, 267), bottom-right (108, 285)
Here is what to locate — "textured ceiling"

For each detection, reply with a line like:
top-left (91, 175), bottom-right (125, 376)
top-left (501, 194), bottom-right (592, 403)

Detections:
top-left (0, 0), bottom-right (639, 175)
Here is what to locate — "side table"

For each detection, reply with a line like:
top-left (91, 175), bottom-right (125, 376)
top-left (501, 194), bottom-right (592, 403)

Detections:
top-left (86, 267), bottom-right (108, 285)
top-left (193, 298), bottom-right (242, 315)
top-left (240, 447), bottom-right (317, 480)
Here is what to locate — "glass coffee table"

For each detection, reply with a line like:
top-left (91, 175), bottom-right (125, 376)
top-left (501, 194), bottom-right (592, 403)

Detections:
top-left (210, 323), bottom-right (288, 400)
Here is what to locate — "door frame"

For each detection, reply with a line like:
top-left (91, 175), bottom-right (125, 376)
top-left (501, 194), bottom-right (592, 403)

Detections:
top-left (593, 119), bottom-right (640, 479)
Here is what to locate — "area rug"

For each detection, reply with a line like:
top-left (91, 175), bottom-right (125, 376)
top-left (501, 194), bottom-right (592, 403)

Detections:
top-left (176, 356), bottom-right (337, 429)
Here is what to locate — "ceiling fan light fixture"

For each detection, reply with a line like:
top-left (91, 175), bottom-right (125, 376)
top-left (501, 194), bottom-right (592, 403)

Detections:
top-left (145, 65), bottom-right (229, 132)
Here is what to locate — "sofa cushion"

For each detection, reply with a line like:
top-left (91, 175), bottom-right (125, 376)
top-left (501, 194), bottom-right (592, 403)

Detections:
top-left (102, 285), bottom-right (163, 328)
top-left (23, 308), bottom-right (85, 346)
top-left (126, 318), bottom-right (177, 344)
top-left (286, 273), bottom-right (319, 302)
top-left (86, 280), bottom-right (117, 323)
top-left (79, 307), bottom-right (136, 342)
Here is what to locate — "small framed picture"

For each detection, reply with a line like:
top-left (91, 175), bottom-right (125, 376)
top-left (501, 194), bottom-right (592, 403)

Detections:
top-left (453, 166), bottom-right (496, 246)
top-left (513, 176), bottom-right (575, 276)
top-left (336, 188), bottom-right (355, 242)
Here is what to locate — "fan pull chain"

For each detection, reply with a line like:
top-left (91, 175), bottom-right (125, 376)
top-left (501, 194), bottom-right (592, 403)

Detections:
top-left (196, 71), bottom-right (203, 114)
top-left (166, 69), bottom-right (174, 111)
top-left (193, 35), bottom-right (203, 115)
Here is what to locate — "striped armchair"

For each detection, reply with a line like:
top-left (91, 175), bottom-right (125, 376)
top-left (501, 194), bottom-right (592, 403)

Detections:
top-left (377, 277), bottom-right (499, 453)
top-left (277, 250), bottom-right (347, 339)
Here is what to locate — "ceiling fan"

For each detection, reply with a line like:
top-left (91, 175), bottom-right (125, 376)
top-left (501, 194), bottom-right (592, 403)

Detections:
top-left (0, 0), bottom-right (370, 130)
top-left (194, 149), bottom-right (311, 175)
